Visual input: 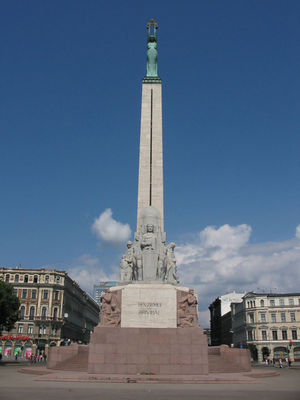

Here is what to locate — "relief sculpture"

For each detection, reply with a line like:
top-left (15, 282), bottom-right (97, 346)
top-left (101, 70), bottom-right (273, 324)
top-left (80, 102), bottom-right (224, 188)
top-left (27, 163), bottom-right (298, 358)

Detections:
top-left (99, 289), bottom-right (121, 327)
top-left (177, 289), bottom-right (199, 327)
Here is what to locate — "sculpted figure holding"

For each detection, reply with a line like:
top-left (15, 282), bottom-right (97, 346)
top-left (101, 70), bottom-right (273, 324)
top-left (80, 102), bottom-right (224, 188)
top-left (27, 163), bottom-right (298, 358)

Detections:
top-left (100, 289), bottom-right (121, 326)
top-left (141, 223), bottom-right (159, 280)
top-left (158, 240), bottom-right (167, 280)
top-left (141, 224), bottom-right (156, 251)
top-left (133, 233), bottom-right (143, 281)
top-left (146, 19), bottom-right (158, 77)
top-left (120, 241), bottom-right (134, 281)
top-left (165, 242), bottom-right (179, 284)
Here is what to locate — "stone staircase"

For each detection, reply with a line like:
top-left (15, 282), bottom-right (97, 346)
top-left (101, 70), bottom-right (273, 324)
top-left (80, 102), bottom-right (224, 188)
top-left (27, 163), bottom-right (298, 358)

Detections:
top-left (50, 346), bottom-right (88, 372)
top-left (208, 345), bottom-right (251, 373)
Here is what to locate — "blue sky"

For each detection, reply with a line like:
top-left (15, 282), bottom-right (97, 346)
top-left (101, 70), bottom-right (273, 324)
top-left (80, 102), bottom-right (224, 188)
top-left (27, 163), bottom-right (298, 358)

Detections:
top-left (1, 1), bottom-right (300, 325)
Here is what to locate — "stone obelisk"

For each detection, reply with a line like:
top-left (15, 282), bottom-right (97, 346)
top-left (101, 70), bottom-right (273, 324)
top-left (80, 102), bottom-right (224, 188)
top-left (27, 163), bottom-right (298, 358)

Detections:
top-left (137, 19), bottom-right (164, 233)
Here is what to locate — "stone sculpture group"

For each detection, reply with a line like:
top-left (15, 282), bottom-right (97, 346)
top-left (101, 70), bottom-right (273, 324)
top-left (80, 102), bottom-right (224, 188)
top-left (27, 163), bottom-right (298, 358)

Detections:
top-left (120, 206), bottom-right (179, 284)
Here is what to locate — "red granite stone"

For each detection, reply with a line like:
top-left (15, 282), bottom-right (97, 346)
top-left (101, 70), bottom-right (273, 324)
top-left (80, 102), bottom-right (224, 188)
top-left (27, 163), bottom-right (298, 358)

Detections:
top-left (148, 334), bottom-right (162, 344)
top-left (177, 333), bottom-right (192, 345)
top-left (157, 344), bottom-right (171, 354)
top-left (126, 353), bottom-right (148, 364)
top-left (148, 353), bottom-right (170, 364)
top-left (48, 326), bottom-right (249, 376)
top-left (137, 364), bottom-right (161, 375)
top-left (88, 353), bottom-right (105, 364)
top-left (159, 364), bottom-right (182, 375)
top-left (104, 353), bottom-right (126, 364)
top-left (170, 353), bottom-right (191, 365)
top-left (147, 343), bottom-right (161, 354)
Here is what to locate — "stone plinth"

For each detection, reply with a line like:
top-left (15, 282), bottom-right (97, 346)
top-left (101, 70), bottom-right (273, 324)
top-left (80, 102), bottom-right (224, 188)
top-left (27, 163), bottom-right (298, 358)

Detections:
top-left (121, 284), bottom-right (177, 328)
top-left (88, 326), bottom-right (208, 375)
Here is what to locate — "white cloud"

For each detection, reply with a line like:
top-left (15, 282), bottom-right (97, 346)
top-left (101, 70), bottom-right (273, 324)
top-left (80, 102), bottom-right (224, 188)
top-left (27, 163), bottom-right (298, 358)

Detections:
top-left (66, 254), bottom-right (119, 295)
top-left (91, 208), bottom-right (131, 245)
top-left (296, 224), bottom-right (300, 240)
top-left (176, 224), bottom-right (300, 327)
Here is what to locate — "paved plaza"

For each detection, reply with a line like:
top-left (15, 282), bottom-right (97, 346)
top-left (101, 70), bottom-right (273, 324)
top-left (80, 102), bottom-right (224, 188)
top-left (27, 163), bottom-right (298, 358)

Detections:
top-left (0, 362), bottom-right (299, 400)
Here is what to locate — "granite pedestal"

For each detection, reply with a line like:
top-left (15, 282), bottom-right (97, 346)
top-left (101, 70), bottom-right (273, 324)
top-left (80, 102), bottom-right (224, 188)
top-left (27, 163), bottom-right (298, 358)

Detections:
top-left (88, 326), bottom-right (208, 375)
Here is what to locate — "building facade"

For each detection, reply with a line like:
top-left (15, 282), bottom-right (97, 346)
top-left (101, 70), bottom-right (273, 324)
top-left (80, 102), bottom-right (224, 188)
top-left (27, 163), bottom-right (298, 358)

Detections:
top-left (231, 292), bottom-right (300, 362)
top-left (209, 292), bottom-right (244, 346)
top-left (0, 267), bottom-right (100, 358)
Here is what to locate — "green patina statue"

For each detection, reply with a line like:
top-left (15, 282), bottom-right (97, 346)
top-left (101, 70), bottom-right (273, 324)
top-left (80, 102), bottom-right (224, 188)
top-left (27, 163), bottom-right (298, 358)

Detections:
top-left (146, 19), bottom-right (158, 77)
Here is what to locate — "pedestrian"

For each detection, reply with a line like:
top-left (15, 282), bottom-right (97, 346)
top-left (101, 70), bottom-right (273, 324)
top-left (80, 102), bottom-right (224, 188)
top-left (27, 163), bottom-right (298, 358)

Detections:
top-left (272, 357), bottom-right (275, 367)
top-left (285, 357), bottom-right (289, 367)
top-left (279, 358), bottom-right (283, 368)
top-left (44, 353), bottom-right (47, 363)
top-left (288, 356), bottom-right (292, 367)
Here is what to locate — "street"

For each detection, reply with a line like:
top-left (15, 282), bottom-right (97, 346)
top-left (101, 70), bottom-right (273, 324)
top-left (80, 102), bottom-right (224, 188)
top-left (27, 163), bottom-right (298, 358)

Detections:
top-left (0, 362), bottom-right (299, 400)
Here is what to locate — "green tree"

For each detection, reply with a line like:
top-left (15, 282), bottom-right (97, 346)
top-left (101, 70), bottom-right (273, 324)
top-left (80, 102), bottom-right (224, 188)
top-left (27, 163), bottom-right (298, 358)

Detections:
top-left (0, 280), bottom-right (20, 332)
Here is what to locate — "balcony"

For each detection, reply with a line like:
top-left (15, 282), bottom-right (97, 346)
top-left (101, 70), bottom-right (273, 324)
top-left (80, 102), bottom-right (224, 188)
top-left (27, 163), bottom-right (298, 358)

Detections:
top-left (18, 316), bottom-right (64, 323)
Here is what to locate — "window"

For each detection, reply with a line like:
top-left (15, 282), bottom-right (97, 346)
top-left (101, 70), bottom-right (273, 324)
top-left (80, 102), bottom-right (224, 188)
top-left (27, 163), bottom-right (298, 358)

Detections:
top-left (5, 274), bottom-right (9, 282)
top-left (43, 290), bottom-right (48, 300)
top-left (13, 289), bottom-right (18, 297)
top-left (20, 306), bottom-right (25, 319)
top-left (28, 325), bottom-right (33, 334)
top-left (41, 307), bottom-right (47, 320)
top-left (33, 275), bottom-right (38, 283)
top-left (282, 330), bottom-right (288, 340)
top-left (250, 301), bottom-right (253, 308)
top-left (247, 331), bottom-right (253, 341)
top-left (52, 326), bottom-right (58, 336)
top-left (260, 313), bottom-right (266, 323)
top-left (45, 275), bottom-right (49, 284)
top-left (39, 325), bottom-right (46, 335)
top-left (253, 301), bottom-right (256, 307)
top-left (279, 298), bottom-right (284, 306)
top-left (262, 330), bottom-right (267, 340)
top-left (248, 313), bottom-right (254, 323)
top-left (247, 301), bottom-right (250, 308)
top-left (14, 274), bottom-right (19, 283)
top-left (289, 298), bottom-right (294, 306)
top-left (272, 331), bottom-right (278, 340)
top-left (24, 275), bottom-right (28, 283)
top-left (290, 312), bottom-right (296, 322)
top-left (54, 291), bottom-right (59, 301)
top-left (281, 313), bottom-right (286, 322)
top-left (31, 290), bottom-right (37, 299)
top-left (271, 313), bottom-right (276, 323)
top-left (260, 299), bottom-right (264, 307)
top-left (292, 330), bottom-right (298, 340)
top-left (53, 308), bottom-right (58, 320)
top-left (18, 324), bottom-right (23, 333)
top-left (22, 289), bottom-right (27, 299)
top-left (29, 306), bottom-right (35, 320)
top-left (270, 299), bottom-right (275, 307)
top-left (56, 276), bottom-right (60, 283)
top-left (298, 299), bottom-right (300, 305)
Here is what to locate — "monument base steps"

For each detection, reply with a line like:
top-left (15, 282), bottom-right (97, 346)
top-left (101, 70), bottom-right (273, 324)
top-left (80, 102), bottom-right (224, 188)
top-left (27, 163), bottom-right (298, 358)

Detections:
top-left (88, 326), bottom-right (209, 375)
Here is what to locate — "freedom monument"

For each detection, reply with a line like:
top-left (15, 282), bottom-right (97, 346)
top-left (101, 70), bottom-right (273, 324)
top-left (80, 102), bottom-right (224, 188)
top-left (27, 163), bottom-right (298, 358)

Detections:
top-left (47, 20), bottom-right (251, 379)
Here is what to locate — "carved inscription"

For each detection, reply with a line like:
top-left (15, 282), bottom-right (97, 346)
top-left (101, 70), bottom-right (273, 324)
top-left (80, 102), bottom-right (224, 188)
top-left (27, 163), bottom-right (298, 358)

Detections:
top-left (121, 285), bottom-right (177, 328)
top-left (138, 302), bottom-right (162, 316)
